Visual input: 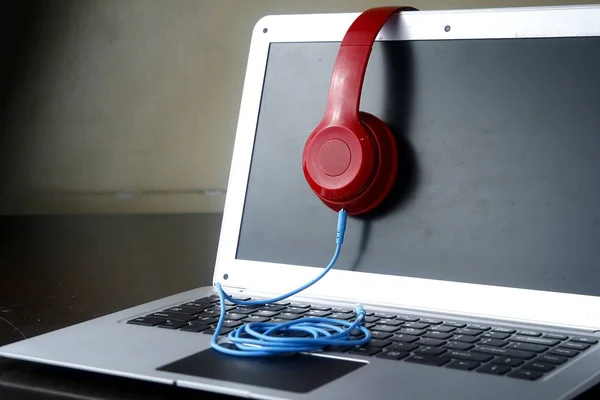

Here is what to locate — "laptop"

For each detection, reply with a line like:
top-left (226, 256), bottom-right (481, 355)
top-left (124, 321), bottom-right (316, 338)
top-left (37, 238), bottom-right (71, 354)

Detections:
top-left (2, 4), bottom-right (600, 399)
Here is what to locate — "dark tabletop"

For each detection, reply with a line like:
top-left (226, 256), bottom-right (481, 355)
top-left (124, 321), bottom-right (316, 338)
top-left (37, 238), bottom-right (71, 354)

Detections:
top-left (0, 213), bottom-right (233, 399)
top-left (1, 213), bottom-right (600, 399)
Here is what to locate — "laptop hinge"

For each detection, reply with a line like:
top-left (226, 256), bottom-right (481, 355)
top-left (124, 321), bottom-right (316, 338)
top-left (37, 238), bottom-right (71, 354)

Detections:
top-left (220, 284), bottom-right (246, 293)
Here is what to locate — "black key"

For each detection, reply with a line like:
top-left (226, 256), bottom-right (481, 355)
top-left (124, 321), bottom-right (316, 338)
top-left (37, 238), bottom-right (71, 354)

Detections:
top-left (405, 354), bottom-right (450, 366)
top-left (252, 310), bottom-right (280, 318)
top-left (243, 316), bottom-right (270, 323)
top-left (377, 319), bottom-right (403, 327)
top-left (305, 310), bottom-right (333, 318)
top-left (444, 322), bottom-right (466, 328)
top-left (374, 313), bottom-right (397, 319)
top-left (446, 350), bottom-right (492, 362)
top-left (233, 307), bottom-right (257, 315)
top-left (445, 342), bottom-right (474, 351)
top-left (404, 322), bottom-right (430, 329)
top-left (194, 316), bottom-right (218, 324)
top-left (431, 326), bottom-right (456, 333)
top-left (505, 342), bottom-right (548, 353)
top-left (263, 304), bottom-right (287, 312)
top-left (221, 320), bottom-right (243, 328)
top-left (388, 343), bottom-right (419, 352)
top-left (311, 305), bottom-right (332, 311)
top-left (286, 307), bottom-right (310, 314)
top-left (196, 310), bottom-right (221, 318)
top-left (349, 347), bottom-right (381, 356)
top-left (149, 312), bottom-right (196, 322)
top-left (330, 313), bottom-right (354, 320)
top-left (197, 296), bottom-right (220, 303)
top-left (203, 327), bottom-right (234, 335)
top-left (447, 360), bottom-right (479, 370)
top-left (538, 354), bottom-right (567, 365)
top-left (365, 323), bottom-right (376, 329)
top-left (157, 321), bottom-right (187, 330)
top-left (289, 303), bottom-right (310, 309)
top-left (365, 316), bottom-right (381, 323)
top-left (268, 318), bottom-right (288, 324)
top-left (182, 302), bottom-right (211, 309)
top-left (369, 339), bottom-right (392, 348)
top-left (519, 330), bottom-right (542, 337)
top-left (509, 335), bottom-right (559, 346)
top-left (371, 331), bottom-right (393, 340)
top-left (376, 350), bottom-right (409, 360)
top-left (477, 364), bottom-right (510, 375)
top-left (544, 333), bottom-right (568, 341)
top-left (223, 313), bottom-right (246, 321)
top-left (452, 335), bottom-right (479, 344)
top-left (397, 316), bottom-right (419, 322)
top-left (524, 361), bottom-right (555, 372)
top-left (278, 313), bottom-right (302, 320)
top-left (228, 295), bottom-right (251, 301)
top-left (390, 334), bottom-right (419, 343)
top-left (482, 332), bottom-right (510, 340)
top-left (508, 370), bottom-right (543, 381)
top-left (275, 301), bottom-right (290, 306)
top-left (493, 327), bottom-right (516, 334)
top-left (127, 317), bottom-right (166, 326)
top-left (419, 338), bottom-right (446, 347)
top-left (473, 345), bottom-right (535, 360)
top-left (468, 324), bottom-right (491, 331)
top-left (562, 342), bottom-right (590, 351)
top-left (548, 347), bottom-right (579, 357)
top-left (478, 338), bottom-right (507, 347)
top-left (206, 305), bottom-right (236, 312)
top-left (398, 328), bottom-right (426, 336)
top-left (416, 347), bottom-right (446, 356)
top-left (180, 324), bottom-right (211, 332)
top-left (492, 357), bottom-right (524, 367)
top-left (570, 336), bottom-right (598, 345)
top-left (455, 328), bottom-right (483, 336)
top-left (420, 319), bottom-right (442, 325)
top-left (164, 306), bottom-right (203, 315)
top-left (423, 331), bottom-right (453, 340)
top-left (331, 307), bottom-right (353, 314)
top-left (372, 325), bottom-right (401, 333)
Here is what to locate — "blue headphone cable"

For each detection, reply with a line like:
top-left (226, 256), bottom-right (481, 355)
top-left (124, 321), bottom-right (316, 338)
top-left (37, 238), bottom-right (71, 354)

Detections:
top-left (210, 209), bottom-right (371, 356)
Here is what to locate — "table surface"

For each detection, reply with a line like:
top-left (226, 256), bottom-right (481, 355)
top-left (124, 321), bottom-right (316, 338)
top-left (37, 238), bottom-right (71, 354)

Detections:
top-left (1, 213), bottom-right (600, 399)
top-left (0, 213), bottom-right (232, 399)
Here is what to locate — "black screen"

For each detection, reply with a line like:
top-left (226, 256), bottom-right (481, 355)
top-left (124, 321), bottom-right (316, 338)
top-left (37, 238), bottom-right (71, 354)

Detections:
top-left (236, 38), bottom-right (600, 297)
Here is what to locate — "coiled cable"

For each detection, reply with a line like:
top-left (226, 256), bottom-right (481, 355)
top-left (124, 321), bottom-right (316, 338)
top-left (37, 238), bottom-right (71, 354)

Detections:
top-left (211, 209), bottom-right (371, 356)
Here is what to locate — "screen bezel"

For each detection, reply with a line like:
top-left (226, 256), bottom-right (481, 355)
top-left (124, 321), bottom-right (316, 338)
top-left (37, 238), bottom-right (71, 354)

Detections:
top-left (214, 5), bottom-right (600, 330)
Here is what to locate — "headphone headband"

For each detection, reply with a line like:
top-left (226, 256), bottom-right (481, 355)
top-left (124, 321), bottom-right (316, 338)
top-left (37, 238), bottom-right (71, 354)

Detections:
top-left (303, 6), bottom-right (417, 215)
top-left (322, 6), bottom-right (417, 126)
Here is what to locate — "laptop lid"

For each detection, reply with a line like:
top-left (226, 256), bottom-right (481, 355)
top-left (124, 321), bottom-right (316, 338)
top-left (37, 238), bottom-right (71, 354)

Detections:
top-left (214, 5), bottom-right (600, 331)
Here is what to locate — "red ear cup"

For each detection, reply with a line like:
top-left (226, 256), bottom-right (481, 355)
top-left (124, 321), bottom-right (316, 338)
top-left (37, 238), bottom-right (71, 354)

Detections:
top-left (302, 6), bottom-right (414, 215)
top-left (302, 112), bottom-right (397, 215)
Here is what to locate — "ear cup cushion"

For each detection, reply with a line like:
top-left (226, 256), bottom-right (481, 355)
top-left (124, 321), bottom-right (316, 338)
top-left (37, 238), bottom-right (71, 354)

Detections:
top-left (341, 112), bottom-right (398, 215)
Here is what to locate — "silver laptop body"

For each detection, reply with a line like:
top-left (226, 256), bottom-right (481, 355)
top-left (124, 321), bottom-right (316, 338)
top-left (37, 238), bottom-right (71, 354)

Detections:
top-left (2, 5), bottom-right (600, 399)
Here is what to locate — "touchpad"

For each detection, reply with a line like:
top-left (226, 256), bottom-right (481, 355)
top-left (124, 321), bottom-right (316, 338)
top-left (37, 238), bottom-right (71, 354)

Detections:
top-left (157, 348), bottom-right (366, 393)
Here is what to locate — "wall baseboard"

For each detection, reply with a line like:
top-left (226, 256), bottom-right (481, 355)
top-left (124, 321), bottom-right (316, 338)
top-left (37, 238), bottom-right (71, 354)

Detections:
top-left (0, 191), bottom-right (226, 214)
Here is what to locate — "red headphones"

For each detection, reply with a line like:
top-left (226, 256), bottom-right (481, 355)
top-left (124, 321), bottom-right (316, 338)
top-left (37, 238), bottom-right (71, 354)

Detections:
top-left (302, 6), bottom-right (416, 215)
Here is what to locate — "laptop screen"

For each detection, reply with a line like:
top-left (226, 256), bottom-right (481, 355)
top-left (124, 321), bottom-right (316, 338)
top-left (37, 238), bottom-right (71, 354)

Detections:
top-left (235, 37), bottom-right (600, 297)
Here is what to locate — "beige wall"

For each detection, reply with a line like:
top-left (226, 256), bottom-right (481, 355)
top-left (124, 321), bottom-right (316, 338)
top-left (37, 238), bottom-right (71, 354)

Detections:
top-left (0, 0), bottom-right (595, 214)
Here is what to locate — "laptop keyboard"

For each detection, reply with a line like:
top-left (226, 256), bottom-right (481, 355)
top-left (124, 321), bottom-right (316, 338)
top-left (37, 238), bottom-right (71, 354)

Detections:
top-left (127, 294), bottom-right (598, 381)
